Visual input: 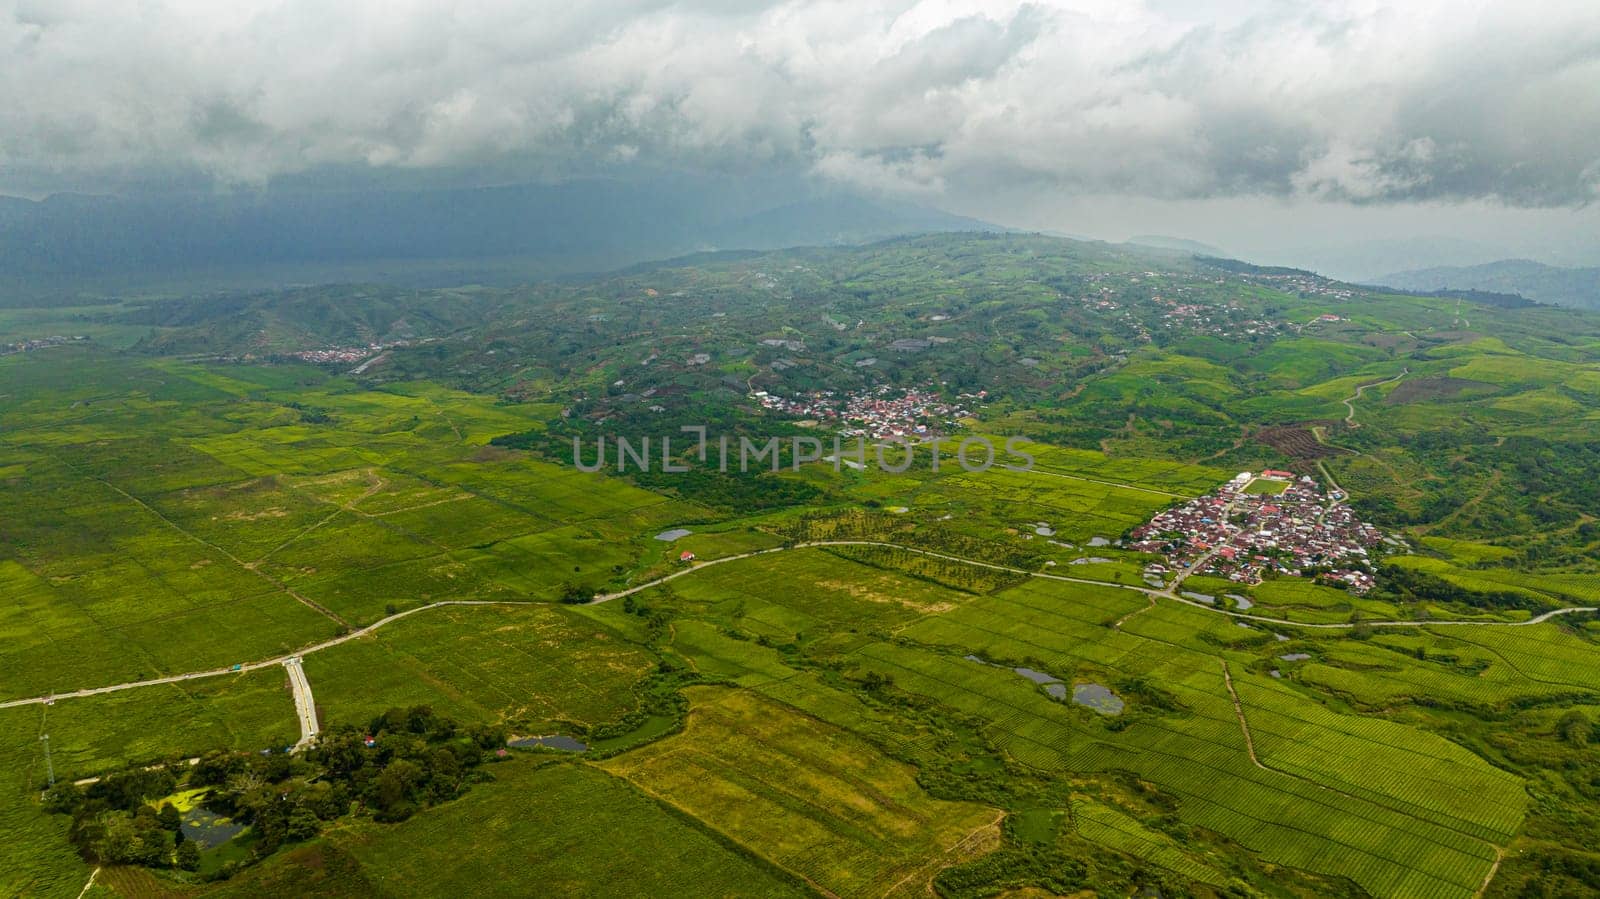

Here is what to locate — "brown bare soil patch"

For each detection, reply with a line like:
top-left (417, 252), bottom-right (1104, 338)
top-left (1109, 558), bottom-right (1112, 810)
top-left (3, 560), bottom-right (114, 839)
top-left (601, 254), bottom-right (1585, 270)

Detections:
top-left (1386, 376), bottom-right (1497, 404)
top-left (1253, 423), bottom-right (1351, 460)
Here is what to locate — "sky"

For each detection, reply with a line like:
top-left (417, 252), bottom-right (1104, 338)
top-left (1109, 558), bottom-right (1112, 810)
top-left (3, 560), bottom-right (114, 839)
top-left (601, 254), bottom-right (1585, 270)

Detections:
top-left (3, 0), bottom-right (1598, 273)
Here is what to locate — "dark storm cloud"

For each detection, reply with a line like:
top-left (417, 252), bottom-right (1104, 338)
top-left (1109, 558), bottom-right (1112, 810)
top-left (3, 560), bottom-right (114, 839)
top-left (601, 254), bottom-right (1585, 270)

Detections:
top-left (1, 0), bottom-right (1597, 206)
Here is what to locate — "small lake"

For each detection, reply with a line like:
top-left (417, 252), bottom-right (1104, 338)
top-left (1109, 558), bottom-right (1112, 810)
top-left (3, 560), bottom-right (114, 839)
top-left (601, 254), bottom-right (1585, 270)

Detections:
top-left (1072, 683), bottom-right (1125, 715)
top-left (1279, 653), bottom-right (1311, 662)
top-left (654, 528), bottom-right (693, 542)
top-left (509, 735), bottom-right (589, 752)
top-left (1013, 667), bottom-right (1058, 685)
top-left (1227, 594), bottom-right (1254, 610)
top-left (180, 807), bottom-right (244, 848)
top-left (1071, 557), bottom-right (1112, 565)
top-left (967, 656), bottom-right (1072, 700)
top-left (1033, 523), bottom-right (1056, 536)
top-left (1087, 536), bottom-right (1111, 547)
top-left (1181, 591), bottom-right (1216, 604)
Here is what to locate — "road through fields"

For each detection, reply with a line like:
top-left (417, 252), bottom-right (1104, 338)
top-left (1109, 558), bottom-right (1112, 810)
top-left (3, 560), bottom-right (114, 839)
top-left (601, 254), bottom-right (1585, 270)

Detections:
top-left (3, 540), bottom-right (1593, 711)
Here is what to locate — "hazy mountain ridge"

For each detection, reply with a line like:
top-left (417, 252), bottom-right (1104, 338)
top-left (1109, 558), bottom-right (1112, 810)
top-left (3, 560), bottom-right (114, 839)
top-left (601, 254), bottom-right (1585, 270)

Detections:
top-left (0, 182), bottom-right (999, 298)
top-left (1374, 259), bottom-right (1600, 309)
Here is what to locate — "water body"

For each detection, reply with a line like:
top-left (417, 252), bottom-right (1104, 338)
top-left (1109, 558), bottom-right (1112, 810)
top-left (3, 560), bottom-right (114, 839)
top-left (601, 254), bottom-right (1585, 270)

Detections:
top-left (1279, 653), bottom-right (1311, 662)
top-left (1274, 633), bottom-right (1290, 642)
top-left (1270, 669), bottom-right (1283, 679)
top-left (1071, 557), bottom-right (1113, 565)
top-left (654, 528), bottom-right (693, 542)
top-left (181, 808), bottom-right (245, 848)
top-left (1072, 683), bottom-right (1125, 715)
top-left (1033, 523), bottom-right (1056, 536)
top-left (968, 657), bottom-right (1072, 699)
top-left (509, 735), bottom-right (589, 752)
top-left (1181, 591), bottom-right (1216, 604)
top-left (1088, 536), bottom-right (1111, 547)
top-left (1227, 594), bottom-right (1254, 610)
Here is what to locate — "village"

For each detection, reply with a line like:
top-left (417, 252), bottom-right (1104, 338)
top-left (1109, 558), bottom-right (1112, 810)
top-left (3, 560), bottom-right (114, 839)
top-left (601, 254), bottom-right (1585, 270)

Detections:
top-left (0, 334), bottom-right (88, 356)
top-left (287, 344), bottom-right (385, 365)
top-left (751, 384), bottom-right (982, 439)
top-left (1128, 470), bottom-right (1386, 593)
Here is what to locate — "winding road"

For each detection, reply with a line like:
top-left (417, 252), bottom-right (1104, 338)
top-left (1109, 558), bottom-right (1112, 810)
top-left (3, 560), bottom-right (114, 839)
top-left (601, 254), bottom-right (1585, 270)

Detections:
top-left (4, 540), bottom-right (1592, 713)
top-left (1341, 368), bottom-right (1410, 428)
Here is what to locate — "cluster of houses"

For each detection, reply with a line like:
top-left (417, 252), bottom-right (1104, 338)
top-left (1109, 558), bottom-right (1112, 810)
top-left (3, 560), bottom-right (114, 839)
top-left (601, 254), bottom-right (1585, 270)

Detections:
top-left (1071, 274), bottom-right (1296, 343)
top-left (1127, 470), bottom-right (1386, 592)
top-left (289, 344), bottom-right (384, 364)
top-left (1153, 300), bottom-right (1286, 339)
top-left (751, 384), bottom-right (979, 439)
top-left (1, 334), bottom-right (86, 355)
top-left (1240, 271), bottom-right (1357, 301)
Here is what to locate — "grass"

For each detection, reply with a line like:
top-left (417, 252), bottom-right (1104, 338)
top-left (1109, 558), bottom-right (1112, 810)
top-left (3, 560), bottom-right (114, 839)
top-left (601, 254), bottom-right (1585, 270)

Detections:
top-left (601, 686), bottom-right (998, 897)
top-left (4, 326), bottom-right (1598, 896)
top-left (215, 761), bottom-right (811, 898)
top-left (1242, 477), bottom-right (1289, 495)
top-left (305, 604), bottom-right (656, 731)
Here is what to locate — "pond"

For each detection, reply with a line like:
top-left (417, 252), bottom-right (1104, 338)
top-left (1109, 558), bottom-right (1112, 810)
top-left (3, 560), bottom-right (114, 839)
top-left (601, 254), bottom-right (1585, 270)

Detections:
top-left (654, 528), bottom-right (693, 541)
top-left (1072, 683), bottom-right (1125, 715)
top-left (1087, 536), bottom-right (1111, 547)
top-left (1279, 653), bottom-right (1311, 662)
top-left (1181, 591), bottom-right (1216, 604)
top-left (1033, 523), bottom-right (1056, 536)
top-left (509, 734), bottom-right (589, 752)
top-left (1227, 593), bottom-right (1254, 610)
top-left (967, 656), bottom-right (1073, 700)
top-left (1070, 557), bottom-right (1112, 565)
top-left (181, 807), bottom-right (245, 849)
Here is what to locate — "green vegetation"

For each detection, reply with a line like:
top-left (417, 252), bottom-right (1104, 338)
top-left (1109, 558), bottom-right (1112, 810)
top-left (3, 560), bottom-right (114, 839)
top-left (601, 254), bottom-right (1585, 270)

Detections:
top-left (6, 233), bottom-right (1600, 897)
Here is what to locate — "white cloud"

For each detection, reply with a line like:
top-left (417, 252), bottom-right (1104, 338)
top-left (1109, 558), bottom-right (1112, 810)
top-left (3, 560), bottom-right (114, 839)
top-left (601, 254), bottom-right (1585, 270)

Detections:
top-left (1, 0), bottom-right (1597, 205)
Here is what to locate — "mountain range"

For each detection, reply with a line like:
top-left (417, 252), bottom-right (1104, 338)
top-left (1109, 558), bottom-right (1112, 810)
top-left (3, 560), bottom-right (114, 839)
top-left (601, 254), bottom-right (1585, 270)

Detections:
top-left (1374, 259), bottom-right (1600, 310)
top-left (0, 180), bottom-right (996, 300)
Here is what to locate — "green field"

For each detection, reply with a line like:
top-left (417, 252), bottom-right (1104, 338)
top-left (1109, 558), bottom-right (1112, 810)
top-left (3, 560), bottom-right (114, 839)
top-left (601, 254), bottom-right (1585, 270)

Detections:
top-left (5, 233), bottom-right (1600, 898)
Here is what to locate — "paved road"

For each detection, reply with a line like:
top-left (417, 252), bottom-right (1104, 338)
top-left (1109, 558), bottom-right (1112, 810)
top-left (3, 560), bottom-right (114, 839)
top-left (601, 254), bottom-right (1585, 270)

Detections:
top-left (4, 541), bottom-right (1594, 711)
top-left (284, 657), bottom-right (319, 751)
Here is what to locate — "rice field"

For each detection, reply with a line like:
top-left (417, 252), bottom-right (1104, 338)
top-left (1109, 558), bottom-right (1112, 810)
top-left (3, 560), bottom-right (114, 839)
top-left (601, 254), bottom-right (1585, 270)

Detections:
top-left (601, 687), bottom-right (998, 897)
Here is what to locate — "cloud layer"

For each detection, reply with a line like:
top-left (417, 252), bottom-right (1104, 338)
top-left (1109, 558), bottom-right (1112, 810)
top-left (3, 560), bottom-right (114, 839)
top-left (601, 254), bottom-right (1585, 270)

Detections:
top-left (3, 0), bottom-right (1598, 205)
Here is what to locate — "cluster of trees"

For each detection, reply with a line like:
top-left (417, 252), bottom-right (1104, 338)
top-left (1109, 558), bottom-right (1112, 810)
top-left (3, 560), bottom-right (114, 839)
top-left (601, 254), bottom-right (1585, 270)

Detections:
top-left (1370, 562), bottom-right (1554, 613)
top-left (43, 767), bottom-right (195, 871)
top-left (44, 706), bottom-right (504, 880)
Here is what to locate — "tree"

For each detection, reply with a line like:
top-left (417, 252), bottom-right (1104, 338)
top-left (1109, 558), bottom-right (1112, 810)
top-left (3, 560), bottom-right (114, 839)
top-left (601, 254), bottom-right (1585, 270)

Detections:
top-left (175, 840), bottom-right (200, 871)
top-left (41, 782), bottom-right (83, 814)
top-left (285, 806), bottom-right (321, 842)
top-left (1557, 710), bottom-right (1591, 748)
top-left (374, 759), bottom-right (424, 817)
top-left (156, 803), bottom-right (182, 832)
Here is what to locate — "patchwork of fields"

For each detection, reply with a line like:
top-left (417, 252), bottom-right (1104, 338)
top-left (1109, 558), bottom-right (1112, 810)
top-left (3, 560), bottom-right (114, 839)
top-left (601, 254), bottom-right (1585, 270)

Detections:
top-left (3, 343), bottom-right (1598, 899)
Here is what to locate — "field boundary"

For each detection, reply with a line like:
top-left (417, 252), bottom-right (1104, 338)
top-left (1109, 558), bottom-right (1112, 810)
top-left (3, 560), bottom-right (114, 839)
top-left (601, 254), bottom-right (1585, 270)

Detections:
top-left (3, 540), bottom-right (1594, 711)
